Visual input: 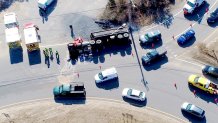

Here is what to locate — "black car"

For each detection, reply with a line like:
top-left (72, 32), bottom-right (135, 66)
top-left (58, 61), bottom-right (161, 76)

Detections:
top-left (207, 8), bottom-right (218, 23)
top-left (202, 65), bottom-right (218, 77)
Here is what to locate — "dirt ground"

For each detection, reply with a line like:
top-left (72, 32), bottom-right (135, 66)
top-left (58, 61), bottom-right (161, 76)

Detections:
top-left (191, 39), bottom-right (218, 67)
top-left (0, 98), bottom-right (186, 123)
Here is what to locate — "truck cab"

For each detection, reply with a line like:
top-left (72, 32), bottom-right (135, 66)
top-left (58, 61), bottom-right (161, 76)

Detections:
top-left (53, 82), bottom-right (86, 98)
top-left (4, 12), bottom-right (18, 28)
top-left (183, 0), bottom-right (206, 14)
top-left (38, 0), bottom-right (55, 10)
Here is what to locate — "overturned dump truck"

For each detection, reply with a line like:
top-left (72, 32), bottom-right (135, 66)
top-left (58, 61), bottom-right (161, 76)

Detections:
top-left (68, 26), bottom-right (130, 59)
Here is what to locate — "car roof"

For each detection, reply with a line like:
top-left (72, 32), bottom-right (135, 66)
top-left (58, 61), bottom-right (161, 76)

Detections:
top-left (191, 105), bottom-right (204, 114)
top-left (131, 89), bottom-right (141, 97)
top-left (102, 67), bottom-right (117, 77)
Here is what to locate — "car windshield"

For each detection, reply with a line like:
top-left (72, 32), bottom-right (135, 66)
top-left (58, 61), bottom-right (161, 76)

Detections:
top-left (59, 86), bottom-right (63, 93)
top-left (139, 92), bottom-right (144, 98)
top-left (187, 1), bottom-right (195, 8)
top-left (194, 77), bottom-right (199, 83)
top-left (145, 34), bottom-right (149, 40)
top-left (127, 89), bottom-right (132, 96)
top-left (98, 72), bottom-right (104, 80)
top-left (186, 104), bottom-right (192, 110)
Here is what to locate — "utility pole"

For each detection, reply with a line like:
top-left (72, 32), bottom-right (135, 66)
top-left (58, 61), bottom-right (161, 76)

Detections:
top-left (128, 0), bottom-right (147, 85)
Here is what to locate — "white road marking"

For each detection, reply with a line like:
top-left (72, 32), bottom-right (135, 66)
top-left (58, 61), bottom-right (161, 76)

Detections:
top-left (41, 42), bottom-right (69, 48)
top-left (175, 57), bottom-right (203, 67)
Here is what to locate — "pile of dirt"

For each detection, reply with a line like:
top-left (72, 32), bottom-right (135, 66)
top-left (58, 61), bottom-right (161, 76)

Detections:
top-left (192, 41), bottom-right (218, 66)
top-left (100, 0), bottom-right (177, 26)
top-left (0, 98), bottom-right (186, 123)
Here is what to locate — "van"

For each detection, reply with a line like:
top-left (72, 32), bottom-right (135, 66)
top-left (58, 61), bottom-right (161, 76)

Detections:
top-left (94, 67), bottom-right (118, 83)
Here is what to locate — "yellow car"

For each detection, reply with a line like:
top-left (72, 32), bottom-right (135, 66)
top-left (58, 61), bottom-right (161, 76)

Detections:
top-left (188, 74), bottom-right (218, 94)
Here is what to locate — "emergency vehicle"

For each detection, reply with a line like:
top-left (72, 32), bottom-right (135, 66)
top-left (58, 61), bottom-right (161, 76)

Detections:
top-left (5, 27), bottom-right (22, 49)
top-left (4, 12), bottom-right (18, 28)
top-left (23, 23), bottom-right (40, 52)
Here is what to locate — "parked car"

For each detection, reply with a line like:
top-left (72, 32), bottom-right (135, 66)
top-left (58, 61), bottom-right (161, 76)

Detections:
top-left (122, 88), bottom-right (146, 101)
top-left (94, 67), bottom-right (118, 83)
top-left (181, 102), bottom-right (205, 119)
top-left (139, 30), bottom-right (161, 44)
top-left (207, 8), bottom-right (218, 23)
top-left (202, 65), bottom-right (218, 77)
top-left (177, 29), bottom-right (195, 45)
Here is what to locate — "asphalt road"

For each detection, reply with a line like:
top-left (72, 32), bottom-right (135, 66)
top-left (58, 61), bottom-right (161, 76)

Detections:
top-left (0, 0), bottom-right (218, 123)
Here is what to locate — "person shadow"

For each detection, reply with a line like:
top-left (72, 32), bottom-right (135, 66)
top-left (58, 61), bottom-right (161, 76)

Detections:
top-left (69, 25), bottom-right (75, 39)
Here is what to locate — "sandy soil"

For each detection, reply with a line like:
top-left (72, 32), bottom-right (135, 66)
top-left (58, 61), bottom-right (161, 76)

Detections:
top-left (0, 98), bottom-right (186, 123)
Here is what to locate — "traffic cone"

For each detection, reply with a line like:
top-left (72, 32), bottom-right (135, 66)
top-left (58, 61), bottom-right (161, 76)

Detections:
top-left (206, 8), bottom-right (209, 14)
top-left (132, 52), bottom-right (134, 57)
top-left (172, 35), bottom-right (175, 40)
top-left (193, 90), bottom-right (196, 96)
top-left (99, 65), bottom-right (101, 70)
top-left (215, 98), bottom-right (218, 104)
top-left (152, 43), bottom-right (154, 48)
top-left (190, 23), bottom-right (192, 27)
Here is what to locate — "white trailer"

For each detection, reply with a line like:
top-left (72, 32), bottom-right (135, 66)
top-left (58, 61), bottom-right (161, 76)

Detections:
top-left (5, 27), bottom-right (22, 48)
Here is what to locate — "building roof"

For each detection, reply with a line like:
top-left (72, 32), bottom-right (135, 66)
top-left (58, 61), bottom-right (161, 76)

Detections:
top-left (5, 27), bottom-right (21, 43)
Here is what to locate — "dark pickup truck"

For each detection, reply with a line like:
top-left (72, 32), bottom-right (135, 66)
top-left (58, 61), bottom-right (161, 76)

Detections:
top-left (141, 47), bottom-right (167, 65)
top-left (53, 82), bottom-right (86, 98)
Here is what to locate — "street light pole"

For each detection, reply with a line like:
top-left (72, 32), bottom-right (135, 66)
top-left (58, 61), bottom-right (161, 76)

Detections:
top-left (127, 0), bottom-right (147, 85)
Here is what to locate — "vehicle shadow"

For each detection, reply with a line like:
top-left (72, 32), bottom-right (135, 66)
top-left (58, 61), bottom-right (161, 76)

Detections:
top-left (96, 79), bottom-right (119, 90)
top-left (140, 39), bottom-right (163, 49)
top-left (73, 41), bottom-right (132, 65)
top-left (9, 47), bottom-right (23, 64)
top-left (184, 2), bottom-right (210, 23)
top-left (202, 74), bottom-right (218, 84)
top-left (54, 98), bottom-right (86, 105)
top-left (207, 21), bottom-right (218, 28)
top-left (27, 49), bottom-right (42, 65)
top-left (142, 56), bottom-right (169, 71)
top-left (179, 37), bottom-right (196, 48)
top-left (181, 110), bottom-right (207, 123)
top-left (39, 0), bottom-right (57, 22)
top-left (122, 97), bottom-right (147, 107)
top-left (188, 85), bottom-right (218, 104)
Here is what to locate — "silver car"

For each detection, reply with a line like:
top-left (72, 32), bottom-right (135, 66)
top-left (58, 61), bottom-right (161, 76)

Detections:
top-left (181, 102), bottom-right (205, 119)
top-left (122, 88), bottom-right (146, 101)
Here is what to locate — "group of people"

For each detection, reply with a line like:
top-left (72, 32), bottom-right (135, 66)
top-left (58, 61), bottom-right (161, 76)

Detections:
top-left (43, 48), bottom-right (60, 67)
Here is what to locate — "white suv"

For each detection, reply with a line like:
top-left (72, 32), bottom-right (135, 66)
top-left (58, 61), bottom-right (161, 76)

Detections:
top-left (94, 67), bottom-right (118, 83)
